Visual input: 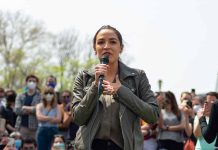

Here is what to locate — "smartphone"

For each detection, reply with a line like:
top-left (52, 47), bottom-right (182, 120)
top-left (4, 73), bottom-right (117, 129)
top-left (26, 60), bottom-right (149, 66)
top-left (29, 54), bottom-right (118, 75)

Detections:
top-left (186, 100), bottom-right (193, 108)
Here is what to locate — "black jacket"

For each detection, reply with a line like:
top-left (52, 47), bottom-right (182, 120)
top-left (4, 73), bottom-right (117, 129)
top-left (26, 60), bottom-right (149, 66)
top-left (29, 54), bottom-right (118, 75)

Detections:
top-left (199, 100), bottom-right (218, 147)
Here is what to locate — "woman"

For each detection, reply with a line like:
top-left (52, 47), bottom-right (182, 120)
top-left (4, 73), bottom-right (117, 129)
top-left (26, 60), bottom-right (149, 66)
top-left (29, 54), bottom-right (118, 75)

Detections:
top-left (194, 92), bottom-right (217, 150)
top-left (198, 101), bottom-right (218, 149)
top-left (0, 89), bottom-right (17, 134)
top-left (72, 25), bottom-right (159, 150)
top-left (157, 91), bottom-right (185, 150)
top-left (58, 90), bottom-right (72, 139)
top-left (51, 134), bottom-right (66, 150)
top-left (36, 87), bottom-right (62, 150)
top-left (197, 92), bottom-right (218, 149)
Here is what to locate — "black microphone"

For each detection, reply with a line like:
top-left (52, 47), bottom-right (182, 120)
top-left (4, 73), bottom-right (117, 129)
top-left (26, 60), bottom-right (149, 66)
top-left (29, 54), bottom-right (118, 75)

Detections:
top-left (98, 55), bottom-right (109, 95)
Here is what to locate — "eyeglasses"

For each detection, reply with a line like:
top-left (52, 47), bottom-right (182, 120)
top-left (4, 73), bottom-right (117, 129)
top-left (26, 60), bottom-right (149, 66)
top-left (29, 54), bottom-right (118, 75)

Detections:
top-left (62, 96), bottom-right (70, 98)
top-left (28, 80), bottom-right (36, 82)
top-left (23, 147), bottom-right (35, 150)
top-left (44, 92), bottom-right (54, 95)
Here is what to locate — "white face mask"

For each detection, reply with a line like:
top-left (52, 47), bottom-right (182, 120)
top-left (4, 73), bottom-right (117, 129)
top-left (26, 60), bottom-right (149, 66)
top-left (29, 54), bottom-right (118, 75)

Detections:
top-left (193, 104), bottom-right (201, 113)
top-left (27, 81), bottom-right (36, 90)
top-left (45, 94), bottom-right (53, 102)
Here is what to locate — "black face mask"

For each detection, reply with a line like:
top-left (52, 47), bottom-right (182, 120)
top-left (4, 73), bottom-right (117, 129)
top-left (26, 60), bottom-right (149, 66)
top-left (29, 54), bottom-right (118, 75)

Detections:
top-left (7, 94), bottom-right (16, 101)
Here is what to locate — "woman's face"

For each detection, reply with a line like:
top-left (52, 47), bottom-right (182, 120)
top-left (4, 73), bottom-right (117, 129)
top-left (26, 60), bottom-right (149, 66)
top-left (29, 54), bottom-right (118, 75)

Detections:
top-left (53, 137), bottom-right (64, 144)
top-left (94, 29), bottom-right (122, 64)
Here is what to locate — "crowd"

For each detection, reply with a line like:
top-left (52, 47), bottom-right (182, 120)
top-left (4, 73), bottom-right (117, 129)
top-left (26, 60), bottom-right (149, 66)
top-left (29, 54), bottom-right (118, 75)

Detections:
top-left (0, 74), bottom-right (217, 150)
top-left (0, 24), bottom-right (218, 150)
top-left (141, 91), bottom-right (218, 150)
top-left (0, 74), bottom-right (78, 150)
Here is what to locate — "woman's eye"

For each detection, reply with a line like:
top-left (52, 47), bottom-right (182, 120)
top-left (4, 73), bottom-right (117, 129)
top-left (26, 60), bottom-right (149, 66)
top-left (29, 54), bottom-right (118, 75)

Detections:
top-left (97, 41), bottom-right (104, 45)
top-left (110, 40), bottom-right (117, 44)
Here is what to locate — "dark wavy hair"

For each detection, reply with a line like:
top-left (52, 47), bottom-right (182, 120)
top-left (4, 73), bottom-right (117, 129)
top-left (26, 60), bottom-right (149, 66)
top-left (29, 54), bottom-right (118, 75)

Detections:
top-left (93, 25), bottom-right (124, 50)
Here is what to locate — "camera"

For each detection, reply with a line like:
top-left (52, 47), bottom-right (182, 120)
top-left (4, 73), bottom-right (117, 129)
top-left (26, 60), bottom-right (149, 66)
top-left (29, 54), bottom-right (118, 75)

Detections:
top-left (186, 100), bottom-right (192, 108)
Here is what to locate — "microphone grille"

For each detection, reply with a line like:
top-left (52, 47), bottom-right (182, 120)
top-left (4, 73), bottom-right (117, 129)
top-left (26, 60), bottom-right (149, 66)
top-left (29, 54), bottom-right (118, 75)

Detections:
top-left (100, 55), bottom-right (109, 64)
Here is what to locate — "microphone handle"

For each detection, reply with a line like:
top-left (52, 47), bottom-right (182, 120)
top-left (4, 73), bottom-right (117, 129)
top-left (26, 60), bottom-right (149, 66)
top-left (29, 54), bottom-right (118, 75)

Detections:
top-left (98, 75), bottom-right (104, 95)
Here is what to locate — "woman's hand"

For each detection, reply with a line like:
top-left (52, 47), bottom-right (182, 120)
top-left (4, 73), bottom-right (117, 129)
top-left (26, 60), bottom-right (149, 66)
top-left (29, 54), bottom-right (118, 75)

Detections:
top-left (94, 64), bottom-right (109, 86)
top-left (102, 75), bottom-right (121, 95)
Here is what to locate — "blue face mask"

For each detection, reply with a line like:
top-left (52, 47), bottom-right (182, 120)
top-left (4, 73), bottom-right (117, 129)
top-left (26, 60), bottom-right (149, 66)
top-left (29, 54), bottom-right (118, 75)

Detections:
top-left (54, 143), bottom-right (65, 150)
top-left (48, 82), bottom-right (56, 88)
top-left (15, 139), bottom-right (22, 149)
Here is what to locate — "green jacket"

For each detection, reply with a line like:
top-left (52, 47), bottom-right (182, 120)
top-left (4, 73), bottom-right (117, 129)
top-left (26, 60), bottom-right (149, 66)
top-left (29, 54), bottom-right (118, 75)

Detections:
top-left (72, 61), bottom-right (159, 150)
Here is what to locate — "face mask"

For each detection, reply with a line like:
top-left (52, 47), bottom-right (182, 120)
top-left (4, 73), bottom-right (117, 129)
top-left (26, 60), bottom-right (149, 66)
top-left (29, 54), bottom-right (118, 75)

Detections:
top-left (63, 97), bottom-right (70, 104)
top-left (48, 82), bottom-right (56, 88)
top-left (53, 143), bottom-right (65, 150)
top-left (193, 105), bottom-right (201, 113)
top-left (45, 94), bottom-right (53, 102)
top-left (27, 81), bottom-right (36, 90)
top-left (15, 139), bottom-right (22, 149)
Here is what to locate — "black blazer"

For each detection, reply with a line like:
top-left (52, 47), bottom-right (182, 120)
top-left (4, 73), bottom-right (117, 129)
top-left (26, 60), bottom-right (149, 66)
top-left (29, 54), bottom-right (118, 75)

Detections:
top-left (199, 100), bottom-right (218, 147)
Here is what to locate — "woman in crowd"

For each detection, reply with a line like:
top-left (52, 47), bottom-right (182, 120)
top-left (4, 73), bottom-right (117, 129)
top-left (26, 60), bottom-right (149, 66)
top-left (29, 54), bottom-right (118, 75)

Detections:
top-left (0, 89), bottom-right (17, 134)
top-left (157, 91), bottom-right (185, 150)
top-left (36, 87), bottom-right (62, 150)
top-left (193, 92), bottom-right (218, 150)
top-left (51, 134), bottom-right (66, 150)
top-left (198, 97), bottom-right (218, 149)
top-left (72, 25), bottom-right (159, 150)
top-left (58, 90), bottom-right (72, 139)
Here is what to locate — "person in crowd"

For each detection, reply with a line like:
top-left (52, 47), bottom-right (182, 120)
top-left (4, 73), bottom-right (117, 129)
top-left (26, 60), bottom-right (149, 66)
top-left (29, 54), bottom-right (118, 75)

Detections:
top-left (45, 75), bottom-right (61, 104)
top-left (3, 138), bottom-right (16, 150)
top-left (179, 91), bottom-right (197, 150)
top-left (180, 99), bottom-right (196, 150)
top-left (36, 87), bottom-right (62, 150)
top-left (0, 88), bottom-right (6, 107)
top-left (20, 137), bottom-right (37, 150)
top-left (58, 90), bottom-right (73, 139)
top-left (157, 91), bottom-right (185, 150)
top-left (72, 25), bottom-right (159, 150)
top-left (155, 91), bottom-right (165, 109)
top-left (51, 134), bottom-right (66, 150)
top-left (193, 92), bottom-right (218, 150)
top-left (141, 92), bottom-right (163, 150)
top-left (0, 90), bottom-right (17, 134)
top-left (141, 120), bottom-right (158, 150)
top-left (198, 92), bottom-right (218, 149)
top-left (179, 91), bottom-right (193, 110)
top-left (192, 95), bottom-right (204, 115)
top-left (9, 132), bottom-right (22, 150)
top-left (15, 74), bottom-right (41, 139)
top-left (0, 131), bottom-right (9, 150)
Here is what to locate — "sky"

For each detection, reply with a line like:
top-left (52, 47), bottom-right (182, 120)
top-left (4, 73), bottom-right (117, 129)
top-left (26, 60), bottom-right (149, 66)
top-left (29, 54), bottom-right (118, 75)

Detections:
top-left (0, 0), bottom-right (218, 99)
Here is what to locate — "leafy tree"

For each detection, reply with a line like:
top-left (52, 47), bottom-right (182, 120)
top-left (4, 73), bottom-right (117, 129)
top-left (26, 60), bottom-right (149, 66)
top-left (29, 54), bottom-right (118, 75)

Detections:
top-left (52, 30), bottom-right (97, 91)
top-left (0, 11), bottom-right (47, 90)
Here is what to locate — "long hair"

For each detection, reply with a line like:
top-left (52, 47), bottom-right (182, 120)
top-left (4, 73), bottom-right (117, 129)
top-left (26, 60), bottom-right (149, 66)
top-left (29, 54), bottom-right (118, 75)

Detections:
top-left (165, 91), bottom-right (181, 119)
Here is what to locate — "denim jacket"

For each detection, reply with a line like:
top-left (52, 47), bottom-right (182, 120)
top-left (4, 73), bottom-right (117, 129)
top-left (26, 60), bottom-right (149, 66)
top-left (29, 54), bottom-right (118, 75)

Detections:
top-left (72, 61), bottom-right (160, 150)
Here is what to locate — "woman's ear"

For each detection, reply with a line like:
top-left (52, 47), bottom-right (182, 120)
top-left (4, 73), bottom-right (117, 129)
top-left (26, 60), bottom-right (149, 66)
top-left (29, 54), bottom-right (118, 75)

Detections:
top-left (120, 45), bottom-right (124, 53)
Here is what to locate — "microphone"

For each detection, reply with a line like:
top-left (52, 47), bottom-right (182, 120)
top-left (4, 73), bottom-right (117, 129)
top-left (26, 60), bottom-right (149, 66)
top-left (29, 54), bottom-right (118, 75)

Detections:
top-left (98, 55), bottom-right (109, 95)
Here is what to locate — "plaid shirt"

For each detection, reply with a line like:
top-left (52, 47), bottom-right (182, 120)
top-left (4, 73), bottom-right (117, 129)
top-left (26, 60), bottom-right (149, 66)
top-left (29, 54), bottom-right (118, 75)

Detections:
top-left (15, 91), bottom-right (41, 130)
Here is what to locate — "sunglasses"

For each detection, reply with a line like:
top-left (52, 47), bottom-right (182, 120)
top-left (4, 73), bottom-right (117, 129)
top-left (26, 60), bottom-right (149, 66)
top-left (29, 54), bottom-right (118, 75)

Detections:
top-left (62, 96), bottom-right (70, 98)
top-left (44, 92), bottom-right (54, 95)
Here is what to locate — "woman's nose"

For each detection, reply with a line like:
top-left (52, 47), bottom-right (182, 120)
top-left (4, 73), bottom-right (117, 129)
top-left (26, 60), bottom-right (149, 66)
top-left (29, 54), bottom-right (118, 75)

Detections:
top-left (103, 42), bottom-right (110, 49)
